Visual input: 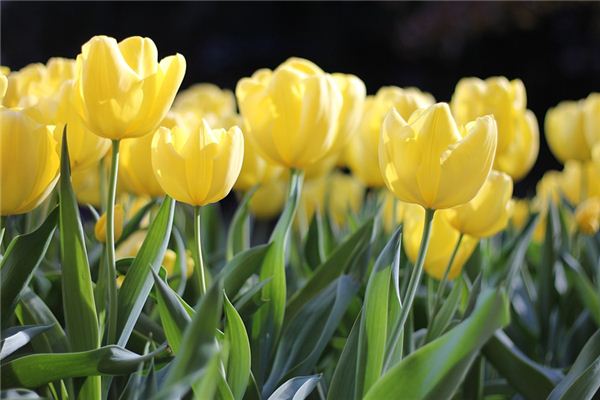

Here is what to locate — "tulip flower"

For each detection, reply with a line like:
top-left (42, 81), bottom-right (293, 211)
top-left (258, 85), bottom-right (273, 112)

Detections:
top-left (236, 57), bottom-right (342, 169)
top-left (328, 172), bottom-right (365, 228)
top-left (558, 161), bottom-right (600, 205)
top-left (295, 174), bottom-right (327, 233)
top-left (347, 86), bottom-right (434, 187)
top-left (152, 118), bottom-right (244, 293)
top-left (76, 35), bottom-right (186, 140)
top-left (119, 133), bottom-right (165, 198)
top-left (509, 198), bottom-right (530, 231)
top-left (0, 70), bottom-right (7, 102)
top-left (329, 73), bottom-right (366, 154)
top-left (583, 93), bottom-right (600, 150)
top-left (381, 191), bottom-right (407, 233)
top-left (249, 179), bottom-right (287, 219)
top-left (443, 170), bottom-right (513, 238)
top-left (234, 137), bottom-right (284, 192)
top-left (71, 163), bottom-right (103, 207)
top-left (172, 83), bottom-right (237, 126)
top-left (545, 100), bottom-right (591, 163)
top-left (95, 204), bottom-right (124, 242)
top-left (403, 203), bottom-right (478, 281)
top-left (379, 102), bottom-right (498, 210)
top-left (575, 197), bottom-right (600, 235)
top-left (0, 108), bottom-right (60, 216)
top-left (451, 77), bottom-right (538, 181)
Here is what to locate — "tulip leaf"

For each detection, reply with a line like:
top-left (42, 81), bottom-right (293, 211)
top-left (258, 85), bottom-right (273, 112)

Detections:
top-left (252, 170), bottom-right (303, 384)
top-left (561, 253), bottom-right (600, 326)
top-left (0, 324), bottom-right (53, 361)
top-left (548, 329), bottom-right (600, 400)
top-left (363, 289), bottom-right (510, 400)
top-left (226, 187), bottom-right (255, 261)
top-left (0, 207), bottom-right (58, 325)
top-left (216, 243), bottom-right (272, 298)
top-left (116, 196), bottom-right (175, 347)
top-left (425, 277), bottom-right (466, 343)
top-left (483, 330), bottom-right (562, 399)
top-left (116, 198), bottom-right (156, 247)
top-left (285, 217), bottom-right (373, 321)
top-left (0, 345), bottom-right (167, 389)
top-left (327, 311), bottom-right (362, 400)
top-left (224, 293), bottom-right (251, 400)
top-left (58, 130), bottom-right (101, 399)
top-left (152, 271), bottom-right (190, 354)
top-left (266, 374), bottom-right (320, 400)
top-left (355, 227), bottom-right (401, 397)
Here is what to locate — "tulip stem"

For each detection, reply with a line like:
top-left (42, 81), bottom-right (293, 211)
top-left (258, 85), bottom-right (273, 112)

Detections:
top-left (193, 205), bottom-right (207, 296)
top-left (106, 139), bottom-right (120, 345)
top-left (383, 207), bottom-right (435, 372)
top-left (425, 233), bottom-right (464, 339)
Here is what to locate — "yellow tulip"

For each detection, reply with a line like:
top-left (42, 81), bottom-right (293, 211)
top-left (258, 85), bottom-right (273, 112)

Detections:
top-left (443, 170), bottom-right (513, 238)
top-left (0, 108), bottom-right (59, 216)
top-left (558, 161), bottom-right (600, 205)
top-left (234, 137), bottom-right (284, 192)
top-left (531, 170), bottom-right (562, 242)
top-left (173, 83), bottom-right (236, 125)
top-left (545, 100), bottom-right (591, 163)
top-left (296, 174), bottom-right (327, 231)
top-left (403, 203), bottom-right (478, 281)
top-left (249, 178), bottom-right (287, 219)
top-left (151, 119), bottom-right (244, 206)
top-left (52, 80), bottom-right (111, 171)
top-left (236, 57), bottom-right (342, 168)
top-left (76, 35), bottom-right (186, 140)
top-left (509, 198), bottom-right (530, 231)
top-left (327, 172), bottom-right (365, 227)
top-left (303, 152), bottom-right (339, 180)
top-left (95, 204), bottom-right (124, 242)
top-left (329, 73), bottom-right (366, 153)
top-left (119, 132), bottom-right (164, 197)
top-left (72, 163), bottom-right (103, 207)
top-left (0, 70), bottom-right (7, 102)
top-left (347, 86), bottom-right (435, 187)
top-left (379, 102), bottom-right (498, 210)
top-left (381, 191), bottom-right (407, 233)
top-left (584, 93), bottom-right (600, 149)
top-left (451, 77), bottom-right (538, 181)
top-left (575, 197), bottom-right (600, 235)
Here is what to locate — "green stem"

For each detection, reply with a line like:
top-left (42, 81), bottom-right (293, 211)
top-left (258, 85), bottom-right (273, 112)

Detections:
top-left (193, 205), bottom-right (207, 296)
top-left (105, 140), bottom-right (120, 345)
top-left (383, 208), bottom-right (435, 372)
top-left (431, 233), bottom-right (464, 319)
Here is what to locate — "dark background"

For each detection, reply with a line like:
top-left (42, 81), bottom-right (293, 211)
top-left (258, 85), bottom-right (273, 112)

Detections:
top-left (2, 1), bottom-right (600, 197)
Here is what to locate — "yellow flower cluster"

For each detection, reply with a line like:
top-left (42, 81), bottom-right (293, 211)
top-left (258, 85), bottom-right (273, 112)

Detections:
top-left (3, 33), bottom-right (596, 284)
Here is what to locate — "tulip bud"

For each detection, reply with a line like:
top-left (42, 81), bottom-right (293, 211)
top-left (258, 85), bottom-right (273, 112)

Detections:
top-left (151, 119), bottom-right (244, 206)
top-left (379, 103), bottom-right (497, 210)
top-left (95, 204), bottom-right (124, 242)
top-left (173, 83), bottom-right (237, 125)
top-left (76, 35), bottom-right (186, 140)
top-left (330, 73), bottom-right (366, 154)
top-left (0, 108), bottom-right (60, 216)
top-left (327, 172), bottom-right (365, 227)
top-left (545, 100), bottom-right (591, 163)
top-left (72, 163), bottom-right (103, 207)
top-left (558, 161), bottom-right (600, 205)
top-left (403, 203), bottom-right (479, 281)
top-left (443, 171), bottom-right (513, 238)
top-left (583, 93), bottom-right (600, 150)
top-left (493, 110), bottom-right (539, 181)
top-left (347, 87), bottom-right (434, 187)
top-left (575, 197), bottom-right (600, 235)
top-left (236, 57), bottom-right (343, 169)
top-left (509, 198), bottom-right (530, 231)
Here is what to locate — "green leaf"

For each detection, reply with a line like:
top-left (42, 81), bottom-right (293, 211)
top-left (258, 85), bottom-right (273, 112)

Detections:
top-left (163, 279), bottom-right (223, 389)
top-left (562, 253), bottom-right (600, 326)
top-left (285, 218), bottom-right (374, 321)
top-left (327, 311), bottom-right (361, 400)
top-left (1, 345), bottom-right (167, 389)
top-left (266, 375), bottom-right (320, 400)
top-left (0, 389), bottom-right (42, 399)
top-left (426, 277), bottom-right (466, 343)
top-left (216, 244), bottom-right (272, 298)
top-left (356, 227), bottom-right (401, 397)
top-left (252, 170), bottom-right (303, 385)
top-left (1, 324), bottom-right (53, 360)
top-left (224, 293), bottom-right (251, 400)
top-left (548, 329), bottom-right (600, 400)
top-left (117, 196), bottom-right (176, 347)
top-left (117, 199), bottom-right (156, 247)
top-left (152, 271), bottom-right (190, 354)
top-left (58, 130), bottom-right (100, 399)
top-left (483, 330), bottom-right (562, 400)
top-left (0, 207), bottom-right (58, 325)
top-left (364, 289), bottom-right (510, 400)
top-left (226, 188), bottom-right (255, 261)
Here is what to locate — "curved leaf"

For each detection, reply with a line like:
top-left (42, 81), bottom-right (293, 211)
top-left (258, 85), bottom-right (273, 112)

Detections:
top-left (224, 293), bottom-right (251, 400)
top-left (266, 375), bottom-right (320, 400)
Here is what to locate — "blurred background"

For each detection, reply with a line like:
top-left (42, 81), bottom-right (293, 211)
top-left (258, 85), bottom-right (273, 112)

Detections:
top-left (2, 1), bottom-right (600, 196)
